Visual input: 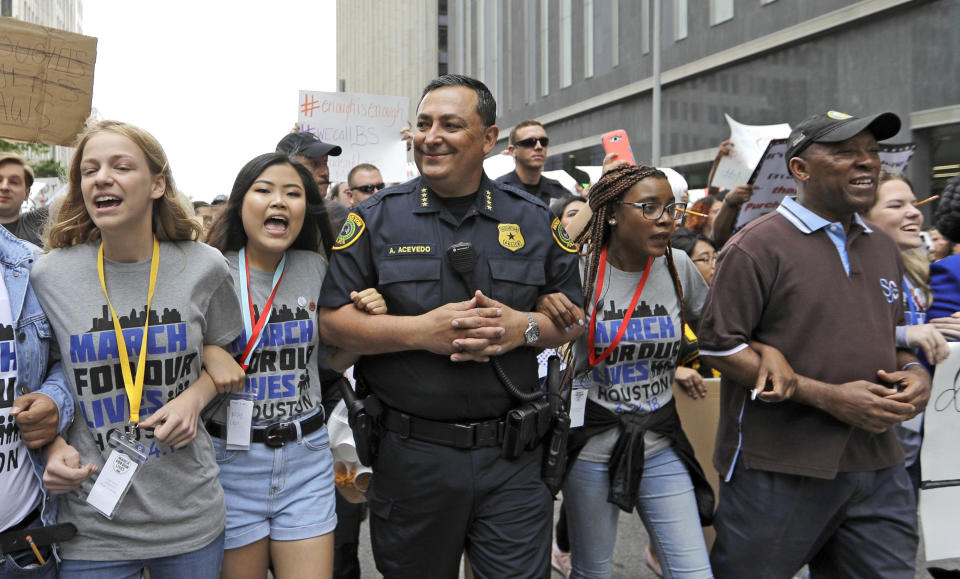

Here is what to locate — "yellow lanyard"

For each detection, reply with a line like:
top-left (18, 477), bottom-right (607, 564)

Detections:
top-left (97, 238), bottom-right (160, 425)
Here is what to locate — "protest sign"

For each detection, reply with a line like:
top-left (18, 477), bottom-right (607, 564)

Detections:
top-left (710, 115), bottom-right (791, 191)
top-left (920, 342), bottom-right (960, 561)
top-left (879, 143), bottom-right (916, 175)
top-left (735, 141), bottom-right (919, 229)
top-left (735, 139), bottom-right (793, 229)
top-left (0, 18), bottom-right (97, 145)
top-left (673, 377), bottom-right (721, 549)
top-left (297, 90), bottom-right (408, 183)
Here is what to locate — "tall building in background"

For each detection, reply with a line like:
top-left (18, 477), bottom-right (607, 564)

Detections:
top-left (336, 0), bottom-right (449, 126)
top-left (2, 0), bottom-right (85, 182)
top-left (448, 0), bottom-right (959, 196)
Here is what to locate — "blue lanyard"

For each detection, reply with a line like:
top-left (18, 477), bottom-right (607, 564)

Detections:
top-left (902, 275), bottom-right (924, 326)
top-left (238, 248), bottom-right (286, 368)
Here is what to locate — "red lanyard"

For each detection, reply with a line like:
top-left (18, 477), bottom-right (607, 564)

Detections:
top-left (588, 245), bottom-right (653, 367)
top-left (237, 248), bottom-right (286, 371)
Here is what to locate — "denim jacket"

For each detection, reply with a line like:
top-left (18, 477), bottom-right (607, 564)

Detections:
top-left (0, 226), bottom-right (72, 529)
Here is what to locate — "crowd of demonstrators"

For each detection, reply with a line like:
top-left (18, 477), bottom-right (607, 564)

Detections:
top-left (2, 72), bottom-right (958, 579)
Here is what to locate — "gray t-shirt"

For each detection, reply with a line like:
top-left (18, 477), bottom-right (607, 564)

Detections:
top-left (575, 249), bottom-right (708, 462)
top-left (31, 240), bottom-right (242, 560)
top-left (212, 249), bottom-right (329, 426)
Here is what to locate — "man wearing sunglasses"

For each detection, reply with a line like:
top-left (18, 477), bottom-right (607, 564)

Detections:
top-left (344, 163), bottom-right (385, 209)
top-left (496, 120), bottom-right (568, 205)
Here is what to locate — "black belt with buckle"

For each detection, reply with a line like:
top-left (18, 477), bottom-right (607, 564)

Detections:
top-left (381, 407), bottom-right (504, 449)
top-left (207, 410), bottom-right (325, 448)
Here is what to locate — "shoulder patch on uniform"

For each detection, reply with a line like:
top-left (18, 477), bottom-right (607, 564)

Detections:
top-left (333, 212), bottom-right (366, 250)
top-left (551, 217), bottom-right (578, 253)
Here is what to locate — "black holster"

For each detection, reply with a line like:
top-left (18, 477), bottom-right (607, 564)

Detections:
top-left (541, 356), bottom-right (570, 497)
top-left (338, 378), bottom-right (381, 467)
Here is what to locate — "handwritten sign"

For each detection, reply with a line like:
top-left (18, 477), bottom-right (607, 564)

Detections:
top-left (710, 115), bottom-right (791, 191)
top-left (920, 342), bottom-right (960, 561)
top-left (0, 18), bottom-right (97, 145)
top-left (297, 90), bottom-right (408, 183)
top-left (735, 140), bottom-right (920, 229)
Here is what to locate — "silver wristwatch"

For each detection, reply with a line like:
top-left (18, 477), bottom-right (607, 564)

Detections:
top-left (523, 312), bottom-right (540, 345)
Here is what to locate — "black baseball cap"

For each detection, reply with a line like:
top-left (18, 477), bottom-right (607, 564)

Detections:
top-left (785, 110), bottom-right (901, 162)
top-left (276, 132), bottom-right (342, 158)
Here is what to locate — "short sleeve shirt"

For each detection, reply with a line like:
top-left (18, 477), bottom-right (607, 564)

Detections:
top-left (698, 199), bottom-right (905, 479)
top-left (31, 240), bottom-right (242, 560)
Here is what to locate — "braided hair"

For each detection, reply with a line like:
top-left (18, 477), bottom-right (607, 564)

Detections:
top-left (935, 173), bottom-right (960, 244)
top-left (576, 164), bottom-right (687, 361)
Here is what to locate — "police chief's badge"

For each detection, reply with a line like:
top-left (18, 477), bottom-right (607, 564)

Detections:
top-left (498, 223), bottom-right (524, 251)
top-left (333, 213), bottom-right (366, 250)
top-left (551, 217), bottom-right (578, 253)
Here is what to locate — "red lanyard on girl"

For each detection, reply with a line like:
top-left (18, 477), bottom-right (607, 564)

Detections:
top-left (588, 244), bottom-right (653, 367)
top-left (237, 248), bottom-right (286, 371)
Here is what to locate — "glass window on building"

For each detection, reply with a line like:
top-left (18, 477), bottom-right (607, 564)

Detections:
top-left (674, 0), bottom-right (688, 41)
top-left (584, 0), bottom-right (595, 78)
top-left (711, 0), bottom-right (734, 25)
top-left (540, 0), bottom-right (549, 96)
top-left (560, 0), bottom-right (572, 87)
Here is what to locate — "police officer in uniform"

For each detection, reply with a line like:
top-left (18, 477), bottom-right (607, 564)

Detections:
top-left (318, 74), bottom-right (583, 578)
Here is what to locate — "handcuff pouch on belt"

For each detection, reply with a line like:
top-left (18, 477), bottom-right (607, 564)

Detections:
top-left (338, 377), bottom-right (381, 467)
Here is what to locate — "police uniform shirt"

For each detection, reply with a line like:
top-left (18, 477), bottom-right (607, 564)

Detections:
top-left (495, 170), bottom-right (569, 206)
top-left (319, 175), bottom-right (582, 421)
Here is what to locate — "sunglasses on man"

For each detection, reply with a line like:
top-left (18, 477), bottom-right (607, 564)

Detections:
top-left (351, 183), bottom-right (386, 194)
top-left (514, 137), bottom-right (549, 148)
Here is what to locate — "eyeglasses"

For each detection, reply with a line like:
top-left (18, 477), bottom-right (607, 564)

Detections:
top-left (514, 137), bottom-right (549, 148)
top-left (691, 254), bottom-right (718, 265)
top-left (351, 183), bottom-right (385, 194)
top-left (620, 202), bottom-right (687, 220)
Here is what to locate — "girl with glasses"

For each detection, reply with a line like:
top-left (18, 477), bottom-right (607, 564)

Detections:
top-left (561, 163), bottom-right (715, 578)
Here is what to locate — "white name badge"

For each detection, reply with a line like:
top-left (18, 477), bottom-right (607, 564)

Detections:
top-left (226, 398), bottom-right (254, 450)
top-left (86, 449), bottom-right (140, 519)
top-left (569, 388), bottom-right (588, 428)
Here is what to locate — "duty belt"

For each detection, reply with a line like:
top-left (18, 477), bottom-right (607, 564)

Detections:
top-left (381, 407), bottom-right (505, 449)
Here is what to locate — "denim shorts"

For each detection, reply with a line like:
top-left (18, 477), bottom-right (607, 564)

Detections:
top-left (214, 423), bottom-right (338, 550)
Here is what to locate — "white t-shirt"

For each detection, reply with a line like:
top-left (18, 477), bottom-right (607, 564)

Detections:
top-left (0, 273), bottom-right (41, 531)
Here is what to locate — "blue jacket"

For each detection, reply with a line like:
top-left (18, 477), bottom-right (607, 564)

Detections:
top-left (0, 225), bottom-right (72, 529)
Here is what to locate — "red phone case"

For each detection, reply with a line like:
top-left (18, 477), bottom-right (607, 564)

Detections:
top-left (601, 130), bottom-right (636, 165)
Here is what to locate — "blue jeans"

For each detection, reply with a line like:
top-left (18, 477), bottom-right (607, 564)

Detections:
top-left (563, 447), bottom-right (712, 579)
top-left (0, 548), bottom-right (56, 579)
top-left (58, 531), bottom-right (224, 579)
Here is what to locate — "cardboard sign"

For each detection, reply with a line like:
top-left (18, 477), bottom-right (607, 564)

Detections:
top-left (673, 377), bottom-right (721, 549)
top-left (297, 90), bottom-right (408, 183)
top-left (710, 115), bottom-right (791, 191)
top-left (920, 342), bottom-right (960, 561)
top-left (735, 140), bottom-right (919, 229)
top-left (0, 18), bottom-right (97, 145)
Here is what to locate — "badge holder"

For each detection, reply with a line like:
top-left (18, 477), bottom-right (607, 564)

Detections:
top-left (226, 392), bottom-right (256, 450)
top-left (86, 427), bottom-right (148, 519)
top-left (569, 373), bottom-right (592, 428)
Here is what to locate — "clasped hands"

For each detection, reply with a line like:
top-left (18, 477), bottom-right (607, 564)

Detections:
top-left (421, 290), bottom-right (527, 362)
